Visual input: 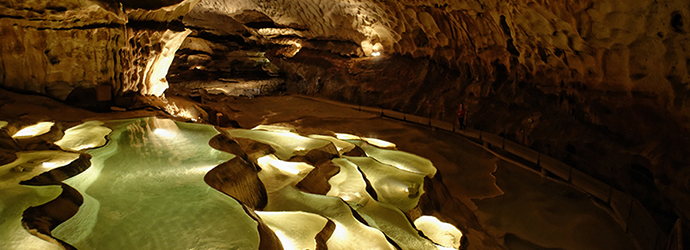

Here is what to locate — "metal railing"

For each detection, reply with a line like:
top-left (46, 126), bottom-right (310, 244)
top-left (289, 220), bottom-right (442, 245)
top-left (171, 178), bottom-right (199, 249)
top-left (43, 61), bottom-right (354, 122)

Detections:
top-left (295, 95), bottom-right (675, 250)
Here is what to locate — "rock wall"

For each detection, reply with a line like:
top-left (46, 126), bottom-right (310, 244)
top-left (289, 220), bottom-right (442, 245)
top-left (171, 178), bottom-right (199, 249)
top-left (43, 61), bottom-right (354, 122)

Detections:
top-left (192, 0), bottom-right (690, 109)
top-left (0, 0), bottom-right (199, 101)
top-left (0, 0), bottom-right (126, 100)
top-left (120, 28), bottom-right (192, 96)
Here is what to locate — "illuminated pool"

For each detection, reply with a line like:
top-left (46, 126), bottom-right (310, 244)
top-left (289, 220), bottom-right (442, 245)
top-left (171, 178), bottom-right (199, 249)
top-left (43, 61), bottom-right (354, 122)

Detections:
top-left (1, 117), bottom-right (457, 250)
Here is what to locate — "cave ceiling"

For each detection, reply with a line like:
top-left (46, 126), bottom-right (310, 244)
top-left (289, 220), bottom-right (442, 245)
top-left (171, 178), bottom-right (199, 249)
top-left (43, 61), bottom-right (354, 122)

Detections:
top-left (2, 0), bottom-right (689, 105)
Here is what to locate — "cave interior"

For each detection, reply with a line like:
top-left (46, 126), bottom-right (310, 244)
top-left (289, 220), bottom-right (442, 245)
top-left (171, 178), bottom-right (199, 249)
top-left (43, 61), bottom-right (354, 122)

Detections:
top-left (0, 0), bottom-right (689, 249)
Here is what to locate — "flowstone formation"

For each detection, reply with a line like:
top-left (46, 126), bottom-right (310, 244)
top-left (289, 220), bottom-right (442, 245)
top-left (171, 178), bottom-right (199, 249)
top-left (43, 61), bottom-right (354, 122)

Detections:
top-left (0, 117), bottom-right (463, 250)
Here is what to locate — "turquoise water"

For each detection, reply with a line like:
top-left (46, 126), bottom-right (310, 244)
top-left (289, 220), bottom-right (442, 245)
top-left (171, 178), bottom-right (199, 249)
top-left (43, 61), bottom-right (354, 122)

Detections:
top-left (2, 117), bottom-right (449, 250)
top-left (53, 117), bottom-right (260, 250)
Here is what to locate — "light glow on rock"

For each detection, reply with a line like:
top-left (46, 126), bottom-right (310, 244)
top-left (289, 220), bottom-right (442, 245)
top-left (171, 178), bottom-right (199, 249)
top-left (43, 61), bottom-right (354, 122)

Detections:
top-left (327, 158), bottom-right (370, 206)
top-left (335, 133), bottom-right (361, 140)
top-left (291, 43), bottom-right (302, 56)
top-left (362, 40), bottom-right (385, 57)
top-left (256, 211), bottom-right (328, 250)
top-left (0, 184), bottom-right (64, 250)
top-left (252, 124), bottom-right (297, 133)
top-left (228, 128), bottom-right (334, 160)
top-left (308, 135), bottom-right (356, 155)
top-left (355, 142), bottom-right (436, 178)
top-left (259, 154), bottom-right (313, 176)
top-left (55, 121), bottom-right (112, 151)
top-left (163, 102), bottom-right (200, 122)
top-left (414, 216), bottom-right (463, 249)
top-left (345, 156), bottom-right (425, 211)
top-left (12, 122), bottom-right (54, 139)
top-left (41, 161), bottom-right (58, 169)
top-left (151, 118), bottom-right (181, 138)
top-left (257, 154), bottom-right (314, 192)
top-left (153, 128), bottom-right (174, 137)
top-left (328, 158), bottom-right (438, 249)
top-left (361, 137), bottom-right (396, 148)
top-left (0, 151), bottom-right (80, 188)
top-left (334, 133), bottom-right (396, 148)
top-left (142, 29), bottom-right (192, 96)
top-left (263, 187), bottom-right (397, 250)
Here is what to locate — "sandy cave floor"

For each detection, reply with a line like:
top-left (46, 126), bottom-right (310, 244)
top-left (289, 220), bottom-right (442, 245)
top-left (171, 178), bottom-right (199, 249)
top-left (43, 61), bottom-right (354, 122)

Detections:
top-left (0, 89), bottom-right (635, 250)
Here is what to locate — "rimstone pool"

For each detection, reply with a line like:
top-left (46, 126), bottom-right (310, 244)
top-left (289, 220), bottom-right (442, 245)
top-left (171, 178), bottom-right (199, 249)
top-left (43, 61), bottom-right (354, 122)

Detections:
top-left (1, 117), bottom-right (460, 250)
top-left (0, 92), bottom-right (637, 250)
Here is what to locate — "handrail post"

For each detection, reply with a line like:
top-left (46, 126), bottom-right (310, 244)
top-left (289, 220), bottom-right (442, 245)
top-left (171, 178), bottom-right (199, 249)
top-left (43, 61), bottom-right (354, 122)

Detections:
top-left (652, 226), bottom-right (659, 250)
top-left (608, 164), bottom-right (614, 205)
top-left (502, 129), bottom-right (506, 149)
top-left (607, 184), bottom-right (613, 205)
top-left (625, 198), bottom-right (634, 233)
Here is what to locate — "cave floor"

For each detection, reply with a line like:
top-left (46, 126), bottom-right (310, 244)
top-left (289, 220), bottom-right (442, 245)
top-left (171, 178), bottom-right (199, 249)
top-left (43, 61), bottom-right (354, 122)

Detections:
top-left (194, 96), bottom-right (635, 250)
top-left (0, 89), bottom-right (636, 250)
top-left (220, 95), bottom-right (636, 250)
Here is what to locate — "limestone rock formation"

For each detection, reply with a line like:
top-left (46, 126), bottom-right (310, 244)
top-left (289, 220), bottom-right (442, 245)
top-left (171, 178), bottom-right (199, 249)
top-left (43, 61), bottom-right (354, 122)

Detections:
top-left (0, 0), bottom-right (126, 100)
top-left (190, 0), bottom-right (689, 100)
top-left (0, 0), bottom-right (199, 102)
top-left (126, 0), bottom-right (200, 22)
top-left (120, 28), bottom-right (192, 96)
